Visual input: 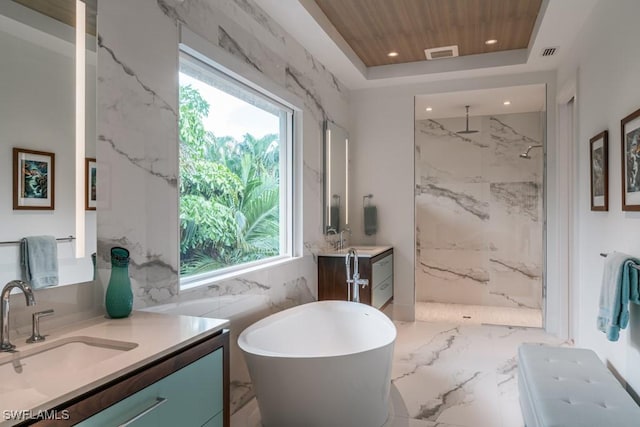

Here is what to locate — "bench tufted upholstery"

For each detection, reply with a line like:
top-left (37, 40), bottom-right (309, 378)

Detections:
top-left (518, 343), bottom-right (640, 427)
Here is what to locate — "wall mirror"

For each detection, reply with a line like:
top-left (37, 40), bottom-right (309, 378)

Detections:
top-left (323, 120), bottom-right (349, 234)
top-left (0, 0), bottom-right (97, 288)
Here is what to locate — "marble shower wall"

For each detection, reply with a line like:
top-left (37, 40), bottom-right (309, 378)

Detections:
top-left (97, 0), bottom-right (348, 413)
top-left (415, 112), bottom-right (543, 310)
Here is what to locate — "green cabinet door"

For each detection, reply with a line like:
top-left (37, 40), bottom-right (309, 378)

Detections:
top-left (77, 348), bottom-right (223, 426)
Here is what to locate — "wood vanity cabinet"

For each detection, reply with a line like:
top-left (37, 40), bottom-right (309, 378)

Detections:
top-left (318, 248), bottom-right (393, 309)
top-left (28, 330), bottom-right (229, 427)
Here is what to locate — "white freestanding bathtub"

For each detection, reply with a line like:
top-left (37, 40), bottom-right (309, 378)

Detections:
top-left (238, 300), bottom-right (397, 427)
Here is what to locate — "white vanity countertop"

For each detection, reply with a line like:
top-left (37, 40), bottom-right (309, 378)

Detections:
top-left (0, 311), bottom-right (229, 425)
top-left (318, 245), bottom-right (393, 258)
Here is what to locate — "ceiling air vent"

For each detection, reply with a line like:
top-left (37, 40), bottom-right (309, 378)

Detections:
top-left (541, 47), bottom-right (558, 57)
top-left (425, 45), bottom-right (459, 60)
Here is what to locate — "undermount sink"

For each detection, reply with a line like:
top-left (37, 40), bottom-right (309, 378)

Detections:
top-left (0, 336), bottom-right (138, 397)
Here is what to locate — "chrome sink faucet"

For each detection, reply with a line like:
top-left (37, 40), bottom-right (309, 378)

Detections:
top-left (338, 226), bottom-right (351, 250)
top-left (339, 230), bottom-right (346, 250)
top-left (1, 280), bottom-right (36, 352)
top-left (345, 248), bottom-right (369, 303)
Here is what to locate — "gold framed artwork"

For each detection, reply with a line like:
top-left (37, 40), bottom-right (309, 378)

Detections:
top-left (590, 130), bottom-right (608, 211)
top-left (13, 147), bottom-right (55, 210)
top-left (621, 107), bottom-right (640, 211)
top-left (86, 158), bottom-right (97, 210)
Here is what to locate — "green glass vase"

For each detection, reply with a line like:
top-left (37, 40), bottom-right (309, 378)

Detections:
top-left (105, 247), bottom-right (133, 319)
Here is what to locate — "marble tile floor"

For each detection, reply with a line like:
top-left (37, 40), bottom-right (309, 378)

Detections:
top-left (231, 317), bottom-right (564, 427)
top-left (416, 302), bottom-right (543, 328)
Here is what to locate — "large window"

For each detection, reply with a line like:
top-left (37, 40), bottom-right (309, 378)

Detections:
top-left (178, 51), bottom-right (293, 286)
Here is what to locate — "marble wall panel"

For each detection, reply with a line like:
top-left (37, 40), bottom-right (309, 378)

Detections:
top-left (217, 19), bottom-right (287, 86)
top-left (416, 249), bottom-right (489, 304)
top-left (416, 183), bottom-right (489, 252)
top-left (415, 119), bottom-right (488, 183)
top-left (415, 112), bottom-right (543, 309)
top-left (208, 0), bottom-right (287, 56)
top-left (97, 0), bottom-right (180, 306)
top-left (489, 269), bottom-right (542, 309)
top-left (488, 181), bottom-right (543, 268)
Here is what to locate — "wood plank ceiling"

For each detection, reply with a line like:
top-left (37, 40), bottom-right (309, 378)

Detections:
top-left (314, 0), bottom-right (543, 67)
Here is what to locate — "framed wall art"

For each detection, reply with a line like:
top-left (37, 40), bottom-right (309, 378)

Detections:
top-left (590, 130), bottom-right (608, 211)
top-left (621, 107), bottom-right (640, 210)
top-left (13, 147), bottom-right (55, 210)
top-left (86, 158), bottom-right (96, 210)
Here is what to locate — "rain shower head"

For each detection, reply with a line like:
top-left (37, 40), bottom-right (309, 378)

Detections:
top-left (457, 105), bottom-right (479, 134)
top-left (520, 144), bottom-right (543, 159)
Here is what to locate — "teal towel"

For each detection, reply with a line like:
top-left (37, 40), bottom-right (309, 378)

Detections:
top-left (20, 236), bottom-right (59, 289)
top-left (364, 205), bottom-right (377, 236)
top-left (630, 263), bottom-right (640, 304)
top-left (597, 252), bottom-right (639, 341)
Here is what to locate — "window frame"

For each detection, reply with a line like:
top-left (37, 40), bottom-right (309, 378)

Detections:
top-left (178, 37), bottom-right (297, 290)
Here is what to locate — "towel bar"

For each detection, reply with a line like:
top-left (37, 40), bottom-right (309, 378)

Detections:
top-left (0, 236), bottom-right (75, 246)
top-left (600, 252), bottom-right (640, 271)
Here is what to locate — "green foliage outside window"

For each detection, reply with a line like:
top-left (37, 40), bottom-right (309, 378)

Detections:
top-left (179, 85), bottom-right (281, 275)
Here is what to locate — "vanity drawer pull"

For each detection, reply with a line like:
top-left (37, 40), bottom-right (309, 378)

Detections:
top-left (118, 397), bottom-right (167, 426)
top-left (378, 282), bottom-right (390, 291)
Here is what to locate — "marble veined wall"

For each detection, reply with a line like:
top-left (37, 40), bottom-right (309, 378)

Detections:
top-left (97, 0), bottom-right (349, 412)
top-left (415, 112), bottom-right (543, 310)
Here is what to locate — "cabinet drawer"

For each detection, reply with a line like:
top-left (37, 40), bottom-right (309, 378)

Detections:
top-left (372, 275), bottom-right (393, 309)
top-left (76, 348), bottom-right (223, 426)
top-left (372, 254), bottom-right (393, 287)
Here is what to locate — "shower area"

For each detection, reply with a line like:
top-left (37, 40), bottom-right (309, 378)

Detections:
top-left (414, 85), bottom-right (545, 327)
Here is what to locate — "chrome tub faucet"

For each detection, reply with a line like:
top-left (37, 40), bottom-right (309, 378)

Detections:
top-left (345, 248), bottom-right (368, 303)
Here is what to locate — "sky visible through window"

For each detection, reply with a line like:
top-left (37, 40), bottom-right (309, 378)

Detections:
top-left (179, 72), bottom-right (278, 140)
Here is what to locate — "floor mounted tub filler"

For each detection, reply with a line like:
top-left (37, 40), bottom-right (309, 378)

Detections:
top-left (238, 300), bottom-right (397, 427)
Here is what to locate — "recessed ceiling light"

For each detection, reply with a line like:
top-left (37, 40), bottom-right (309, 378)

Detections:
top-left (485, 39), bottom-right (498, 45)
top-left (426, 107), bottom-right (433, 112)
top-left (387, 51), bottom-right (399, 57)
top-left (503, 100), bottom-right (511, 105)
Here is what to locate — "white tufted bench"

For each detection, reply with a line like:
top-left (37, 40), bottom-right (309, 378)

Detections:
top-left (518, 343), bottom-right (640, 427)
